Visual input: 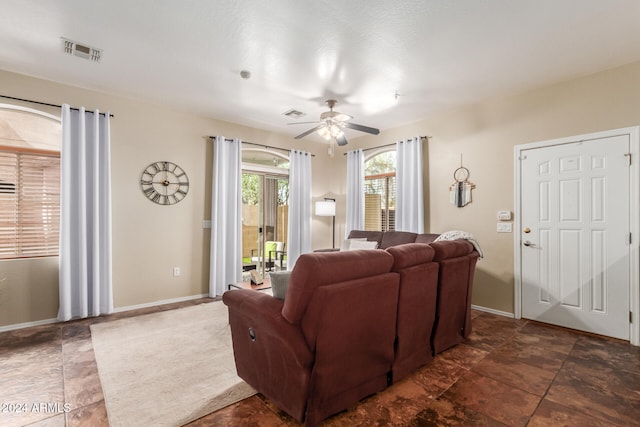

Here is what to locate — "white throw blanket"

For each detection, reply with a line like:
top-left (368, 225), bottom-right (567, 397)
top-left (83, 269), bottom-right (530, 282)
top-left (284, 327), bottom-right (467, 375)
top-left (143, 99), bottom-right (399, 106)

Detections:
top-left (435, 230), bottom-right (484, 258)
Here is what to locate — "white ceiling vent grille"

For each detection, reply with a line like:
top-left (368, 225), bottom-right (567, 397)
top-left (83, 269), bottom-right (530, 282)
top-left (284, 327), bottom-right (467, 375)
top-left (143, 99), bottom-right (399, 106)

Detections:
top-left (61, 38), bottom-right (102, 62)
top-left (283, 109), bottom-right (306, 119)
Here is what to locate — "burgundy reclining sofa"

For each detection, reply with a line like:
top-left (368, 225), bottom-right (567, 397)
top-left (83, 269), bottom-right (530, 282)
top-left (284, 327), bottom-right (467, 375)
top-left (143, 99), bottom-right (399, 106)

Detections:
top-left (222, 230), bottom-right (479, 425)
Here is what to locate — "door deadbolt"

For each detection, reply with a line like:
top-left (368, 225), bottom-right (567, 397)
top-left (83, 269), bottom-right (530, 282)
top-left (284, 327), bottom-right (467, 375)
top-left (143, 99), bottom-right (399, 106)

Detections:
top-left (523, 227), bottom-right (531, 233)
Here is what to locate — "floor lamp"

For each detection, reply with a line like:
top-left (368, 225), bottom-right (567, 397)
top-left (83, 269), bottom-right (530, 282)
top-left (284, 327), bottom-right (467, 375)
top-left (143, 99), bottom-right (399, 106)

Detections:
top-left (315, 198), bottom-right (336, 249)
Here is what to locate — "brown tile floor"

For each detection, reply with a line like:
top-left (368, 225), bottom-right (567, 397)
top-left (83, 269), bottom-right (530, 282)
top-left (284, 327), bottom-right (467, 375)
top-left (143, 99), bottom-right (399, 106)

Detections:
top-left (1, 299), bottom-right (639, 426)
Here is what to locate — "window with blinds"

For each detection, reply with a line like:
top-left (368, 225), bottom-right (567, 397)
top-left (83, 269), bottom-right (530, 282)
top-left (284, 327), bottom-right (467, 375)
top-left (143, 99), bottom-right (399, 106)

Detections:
top-left (364, 172), bottom-right (396, 232)
top-left (0, 106), bottom-right (61, 259)
top-left (0, 149), bottom-right (60, 258)
top-left (364, 150), bottom-right (397, 232)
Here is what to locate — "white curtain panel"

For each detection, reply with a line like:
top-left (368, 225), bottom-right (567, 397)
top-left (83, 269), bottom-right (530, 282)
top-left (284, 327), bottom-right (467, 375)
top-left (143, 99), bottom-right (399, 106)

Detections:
top-left (210, 137), bottom-right (242, 296)
top-left (286, 150), bottom-right (312, 269)
top-left (396, 136), bottom-right (424, 233)
top-left (58, 105), bottom-right (113, 321)
top-left (345, 149), bottom-right (365, 236)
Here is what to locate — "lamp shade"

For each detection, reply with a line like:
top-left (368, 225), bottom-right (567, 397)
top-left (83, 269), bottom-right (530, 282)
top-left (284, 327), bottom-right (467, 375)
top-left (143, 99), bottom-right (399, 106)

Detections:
top-left (315, 200), bottom-right (336, 217)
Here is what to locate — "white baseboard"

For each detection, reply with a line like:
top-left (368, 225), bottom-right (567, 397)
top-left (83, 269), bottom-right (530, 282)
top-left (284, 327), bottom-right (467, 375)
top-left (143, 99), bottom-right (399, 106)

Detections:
top-left (471, 304), bottom-right (515, 318)
top-left (0, 294), bottom-right (209, 333)
top-left (113, 293), bottom-right (209, 313)
top-left (0, 317), bottom-right (59, 333)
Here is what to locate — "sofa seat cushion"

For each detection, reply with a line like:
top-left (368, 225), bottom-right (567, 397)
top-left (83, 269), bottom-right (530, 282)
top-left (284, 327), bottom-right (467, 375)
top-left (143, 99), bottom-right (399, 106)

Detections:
top-left (379, 231), bottom-right (418, 249)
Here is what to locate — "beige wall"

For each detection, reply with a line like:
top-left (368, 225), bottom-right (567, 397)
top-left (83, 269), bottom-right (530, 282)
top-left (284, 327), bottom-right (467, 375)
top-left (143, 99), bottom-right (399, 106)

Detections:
top-left (0, 257), bottom-right (59, 326)
top-left (0, 69), bottom-right (336, 327)
top-left (3, 59), bottom-right (640, 327)
top-left (344, 60), bottom-right (640, 313)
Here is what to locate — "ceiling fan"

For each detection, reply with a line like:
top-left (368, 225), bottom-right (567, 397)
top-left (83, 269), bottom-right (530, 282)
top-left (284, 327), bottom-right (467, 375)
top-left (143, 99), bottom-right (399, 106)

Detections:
top-left (289, 99), bottom-right (380, 146)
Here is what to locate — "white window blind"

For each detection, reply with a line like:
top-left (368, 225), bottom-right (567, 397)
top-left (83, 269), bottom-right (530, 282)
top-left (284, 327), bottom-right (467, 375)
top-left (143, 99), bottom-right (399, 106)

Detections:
top-left (364, 173), bottom-right (396, 232)
top-left (0, 148), bottom-right (60, 259)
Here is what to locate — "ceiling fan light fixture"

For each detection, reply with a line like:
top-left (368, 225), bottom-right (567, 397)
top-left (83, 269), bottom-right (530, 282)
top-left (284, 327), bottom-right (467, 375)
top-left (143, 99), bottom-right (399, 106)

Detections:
top-left (290, 98), bottom-right (379, 144)
top-left (317, 123), bottom-right (343, 140)
top-left (317, 126), bottom-right (331, 139)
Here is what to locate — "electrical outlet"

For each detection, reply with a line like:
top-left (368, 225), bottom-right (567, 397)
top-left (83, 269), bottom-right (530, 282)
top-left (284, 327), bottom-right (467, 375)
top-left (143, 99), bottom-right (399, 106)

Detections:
top-left (173, 267), bottom-right (181, 277)
top-left (497, 223), bottom-right (513, 233)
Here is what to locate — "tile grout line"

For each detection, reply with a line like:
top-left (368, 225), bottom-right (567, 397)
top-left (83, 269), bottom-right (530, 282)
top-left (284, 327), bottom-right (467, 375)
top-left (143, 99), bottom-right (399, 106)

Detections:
top-left (522, 335), bottom-right (578, 426)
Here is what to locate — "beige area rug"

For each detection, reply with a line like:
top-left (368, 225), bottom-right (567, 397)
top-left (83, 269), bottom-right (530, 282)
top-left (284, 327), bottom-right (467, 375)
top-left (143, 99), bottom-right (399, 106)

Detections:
top-left (90, 302), bottom-right (256, 426)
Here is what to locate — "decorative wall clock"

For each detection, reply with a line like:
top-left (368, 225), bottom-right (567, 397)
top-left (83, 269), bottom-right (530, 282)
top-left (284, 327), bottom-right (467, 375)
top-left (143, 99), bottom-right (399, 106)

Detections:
top-left (140, 161), bottom-right (189, 205)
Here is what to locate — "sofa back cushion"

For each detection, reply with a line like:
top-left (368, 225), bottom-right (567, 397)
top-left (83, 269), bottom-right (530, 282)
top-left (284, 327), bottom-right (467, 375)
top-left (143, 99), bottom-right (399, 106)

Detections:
top-left (386, 244), bottom-right (439, 382)
top-left (379, 231), bottom-right (418, 249)
top-left (282, 250), bottom-right (394, 324)
top-left (386, 243), bottom-right (435, 271)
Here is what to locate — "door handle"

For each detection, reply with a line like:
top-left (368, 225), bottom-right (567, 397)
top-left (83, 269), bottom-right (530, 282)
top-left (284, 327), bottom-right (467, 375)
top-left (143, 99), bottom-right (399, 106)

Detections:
top-left (523, 240), bottom-right (536, 247)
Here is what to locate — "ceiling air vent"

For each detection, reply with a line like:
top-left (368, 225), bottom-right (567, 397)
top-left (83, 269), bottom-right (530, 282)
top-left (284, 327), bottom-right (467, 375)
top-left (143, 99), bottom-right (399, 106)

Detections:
top-left (61, 38), bottom-right (102, 62)
top-left (283, 109), bottom-right (306, 119)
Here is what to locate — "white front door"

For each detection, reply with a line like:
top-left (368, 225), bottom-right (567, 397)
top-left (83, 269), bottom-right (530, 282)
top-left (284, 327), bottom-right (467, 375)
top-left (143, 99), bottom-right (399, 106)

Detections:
top-left (520, 134), bottom-right (630, 340)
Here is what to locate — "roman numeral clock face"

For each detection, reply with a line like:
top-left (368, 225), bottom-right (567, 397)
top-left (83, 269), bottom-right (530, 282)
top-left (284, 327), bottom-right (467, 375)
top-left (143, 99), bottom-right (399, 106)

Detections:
top-left (140, 161), bottom-right (189, 205)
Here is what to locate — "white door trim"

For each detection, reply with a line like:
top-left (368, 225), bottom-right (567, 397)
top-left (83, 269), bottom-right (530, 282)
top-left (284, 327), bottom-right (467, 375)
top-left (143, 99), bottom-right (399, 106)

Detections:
top-left (514, 126), bottom-right (640, 346)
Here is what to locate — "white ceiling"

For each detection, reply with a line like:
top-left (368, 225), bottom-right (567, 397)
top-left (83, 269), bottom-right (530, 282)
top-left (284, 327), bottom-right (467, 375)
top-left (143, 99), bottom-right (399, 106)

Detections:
top-left (2, 0), bottom-right (640, 144)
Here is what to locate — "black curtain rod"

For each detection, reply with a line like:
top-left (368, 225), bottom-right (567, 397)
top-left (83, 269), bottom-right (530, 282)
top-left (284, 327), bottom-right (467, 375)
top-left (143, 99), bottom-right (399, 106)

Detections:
top-left (0, 94), bottom-right (114, 117)
top-left (209, 136), bottom-right (316, 157)
top-left (343, 136), bottom-right (430, 155)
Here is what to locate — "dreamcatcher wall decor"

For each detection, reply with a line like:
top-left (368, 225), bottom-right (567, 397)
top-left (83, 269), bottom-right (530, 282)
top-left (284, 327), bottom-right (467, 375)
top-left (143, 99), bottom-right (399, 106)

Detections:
top-left (449, 155), bottom-right (475, 207)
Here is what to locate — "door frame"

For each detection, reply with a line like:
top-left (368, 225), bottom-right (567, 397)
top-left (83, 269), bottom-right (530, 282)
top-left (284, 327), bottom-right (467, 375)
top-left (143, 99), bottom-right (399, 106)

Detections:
top-left (514, 126), bottom-right (640, 346)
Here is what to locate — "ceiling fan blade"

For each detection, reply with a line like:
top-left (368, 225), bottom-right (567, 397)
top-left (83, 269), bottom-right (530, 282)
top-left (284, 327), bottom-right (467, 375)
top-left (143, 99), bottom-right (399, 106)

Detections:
top-left (343, 122), bottom-right (380, 135)
top-left (287, 121), bottom-right (322, 125)
top-left (335, 134), bottom-right (348, 146)
top-left (294, 125), bottom-right (324, 139)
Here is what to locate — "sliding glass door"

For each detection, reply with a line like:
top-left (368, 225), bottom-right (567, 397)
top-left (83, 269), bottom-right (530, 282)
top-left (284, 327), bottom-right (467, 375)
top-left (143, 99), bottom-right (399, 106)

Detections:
top-left (241, 172), bottom-right (288, 275)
